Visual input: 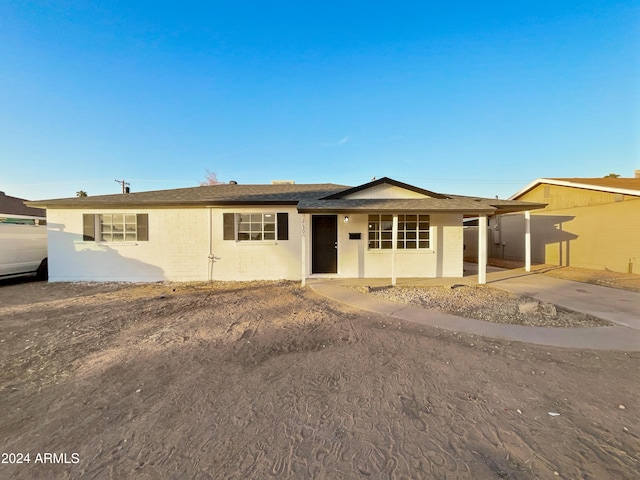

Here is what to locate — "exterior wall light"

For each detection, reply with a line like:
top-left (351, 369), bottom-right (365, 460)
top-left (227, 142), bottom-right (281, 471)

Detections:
top-left (344, 216), bottom-right (350, 223)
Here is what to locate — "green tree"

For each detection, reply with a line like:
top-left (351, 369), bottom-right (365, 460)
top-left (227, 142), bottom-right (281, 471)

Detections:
top-left (604, 173), bottom-right (620, 178)
top-left (76, 190), bottom-right (88, 197)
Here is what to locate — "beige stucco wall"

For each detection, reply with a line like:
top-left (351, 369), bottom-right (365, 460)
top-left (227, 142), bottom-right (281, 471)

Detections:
top-left (493, 184), bottom-right (640, 273)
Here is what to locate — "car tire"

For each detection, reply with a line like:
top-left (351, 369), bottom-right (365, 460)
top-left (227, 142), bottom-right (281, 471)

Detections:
top-left (36, 258), bottom-right (48, 281)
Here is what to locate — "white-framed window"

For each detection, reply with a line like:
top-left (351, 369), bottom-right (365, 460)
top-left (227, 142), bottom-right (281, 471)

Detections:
top-left (83, 214), bottom-right (149, 242)
top-left (368, 214), bottom-right (430, 250)
top-left (223, 212), bottom-right (289, 242)
top-left (237, 213), bottom-right (276, 241)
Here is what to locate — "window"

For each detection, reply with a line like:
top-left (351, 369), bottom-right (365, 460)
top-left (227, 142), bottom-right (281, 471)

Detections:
top-left (83, 214), bottom-right (148, 242)
top-left (368, 214), bottom-right (393, 249)
top-left (368, 214), bottom-right (430, 250)
top-left (223, 212), bottom-right (289, 241)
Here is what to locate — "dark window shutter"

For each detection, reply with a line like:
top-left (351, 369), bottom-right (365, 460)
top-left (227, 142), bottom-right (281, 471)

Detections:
top-left (83, 214), bottom-right (95, 241)
top-left (223, 213), bottom-right (235, 240)
top-left (277, 213), bottom-right (289, 240)
top-left (136, 214), bottom-right (149, 241)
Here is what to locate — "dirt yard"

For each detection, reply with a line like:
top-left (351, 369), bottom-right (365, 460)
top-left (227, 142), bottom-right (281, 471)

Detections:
top-left (1, 280), bottom-right (638, 479)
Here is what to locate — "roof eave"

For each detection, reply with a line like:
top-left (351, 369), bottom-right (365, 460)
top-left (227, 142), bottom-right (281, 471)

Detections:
top-left (509, 178), bottom-right (640, 199)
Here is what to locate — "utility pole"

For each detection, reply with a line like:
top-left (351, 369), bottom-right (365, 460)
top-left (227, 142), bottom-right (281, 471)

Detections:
top-left (115, 179), bottom-right (130, 194)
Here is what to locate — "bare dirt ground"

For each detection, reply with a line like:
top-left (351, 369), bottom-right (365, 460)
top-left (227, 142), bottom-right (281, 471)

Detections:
top-left (1, 280), bottom-right (639, 479)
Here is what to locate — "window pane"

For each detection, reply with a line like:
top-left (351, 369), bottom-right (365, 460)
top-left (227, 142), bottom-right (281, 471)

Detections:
top-left (238, 223), bottom-right (250, 232)
top-left (264, 223), bottom-right (275, 232)
top-left (405, 215), bottom-right (417, 221)
top-left (102, 233), bottom-right (112, 242)
top-left (250, 213), bottom-right (262, 222)
top-left (381, 241), bottom-right (392, 249)
top-left (406, 241), bottom-right (417, 249)
top-left (238, 232), bottom-right (250, 241)
top-left (251, 232), bottom-right (262, 241)
top-left (369, 241), bottom-right (378, 249)
top-left (113, 223), bottom-right (124, 233)
top-left (381, 215), bottom-right (392, 222)
top-left (264, 232), bottom-right (275, 240)
top-left (407, 232), bottom-right (416, 240)
top-left (238, 214), bottom-right (251, 223)
top-left (368, 232), bottom-right (377, 240)
top-left (397, 241), bottom-right (405, 249)
top-left (112, 233), bottom-right (124, 242)
top-left (381, 232), bottom-right (392, 240)
top-left (419, 241), bottom-right (429, 248)
top-left (419, 232), bottom-right (430, 240)
top-left (419, 222), bottom-right (429, 230)
top-left (102, 224), bottom-right (112, 233)
top-left (102, 214), bottom-right (112, 223)
top-left (398, 222), bottom-right (405, 231)
top-left (381, 221), bottom-right (392, 231)
top-left (112, 214), bottom-right (123, 224)
top-left (407, 222), bottom-right (417, 230)
top-left (125, 233), bottom-right (136, 241)
top-left (419, 215), bottom-right (430, 222)
top-left (125, 214), bottom-right (136, 224)
top-left (125, 224), bottom-right (136, 233)
top-left (398, 232), bottom-right (404, 240)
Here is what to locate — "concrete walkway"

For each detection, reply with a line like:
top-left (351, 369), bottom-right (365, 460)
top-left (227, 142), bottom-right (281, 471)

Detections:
top-left (308, 269), bottom-right (640, 351)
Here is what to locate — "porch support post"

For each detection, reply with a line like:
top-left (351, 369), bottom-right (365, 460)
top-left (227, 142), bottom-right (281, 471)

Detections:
top-left (478, 214), bottom-right (487, 285)
top-left (524, 210), bottom-right (531, 272)
top-left (301, 215), bottom-right (307, 286)
top-left (391, 214), bottom-right (398, 286)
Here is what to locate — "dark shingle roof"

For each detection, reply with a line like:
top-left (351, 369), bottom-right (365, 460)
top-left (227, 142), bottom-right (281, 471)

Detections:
top-left (26, 179), bottom-right (546, 215)
top-left (26, 183), bottom-right (350, 208)
top-left (0, 192), bottom-right (46, 217)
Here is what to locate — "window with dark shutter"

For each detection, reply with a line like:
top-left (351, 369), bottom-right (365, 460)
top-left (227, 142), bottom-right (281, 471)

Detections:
top-left (277, 213), bottom-right (289, 240)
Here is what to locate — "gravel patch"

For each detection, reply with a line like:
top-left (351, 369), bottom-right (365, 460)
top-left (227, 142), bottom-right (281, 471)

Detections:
top-left (353, 284), bottom-right (614, 328)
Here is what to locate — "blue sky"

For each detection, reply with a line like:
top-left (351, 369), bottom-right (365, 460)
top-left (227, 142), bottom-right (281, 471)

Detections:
top-left (1, 1), bottom-right (639, 200)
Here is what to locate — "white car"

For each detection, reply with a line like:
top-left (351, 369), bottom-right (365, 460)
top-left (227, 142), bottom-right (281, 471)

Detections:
top-left (0, 215), bottom-right (48, 280)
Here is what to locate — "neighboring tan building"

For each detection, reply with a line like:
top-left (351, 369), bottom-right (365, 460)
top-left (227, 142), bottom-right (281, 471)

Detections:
top-left (26, 177), bottom-right (544, 284)
top-left (489, 173), bottom-right (640, 274)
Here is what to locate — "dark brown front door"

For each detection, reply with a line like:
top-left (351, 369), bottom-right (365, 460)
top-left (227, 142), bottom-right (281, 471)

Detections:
top-left (312, 215), bottom-right (337, 273)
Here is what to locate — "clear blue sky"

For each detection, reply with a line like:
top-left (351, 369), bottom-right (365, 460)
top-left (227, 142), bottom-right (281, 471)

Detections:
top-left (1, 1), bottom-right (639, 200)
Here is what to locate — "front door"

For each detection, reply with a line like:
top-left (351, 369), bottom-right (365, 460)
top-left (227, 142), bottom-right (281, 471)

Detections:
top-left (312, 215), bottom-right (338, 273)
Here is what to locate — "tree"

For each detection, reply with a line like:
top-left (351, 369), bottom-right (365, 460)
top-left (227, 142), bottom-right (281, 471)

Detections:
top-left (200, 169), bottom-right (223, 186)
top-left (76, 190), bottom-right (88, 197)
top-left (604, 173), bottom-right (620, 178)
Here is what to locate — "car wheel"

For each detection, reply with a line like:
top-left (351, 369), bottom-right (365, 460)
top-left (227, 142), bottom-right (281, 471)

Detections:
top-left (36, 258), bottom-right (48, 281)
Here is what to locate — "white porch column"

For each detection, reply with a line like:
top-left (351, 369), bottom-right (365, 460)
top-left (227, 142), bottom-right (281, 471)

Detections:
top-left (391, 214), bottom-right (398, 286)
top-left (524, 210), bottom-right (531, 272)
top-left (301, 215), bottom-right (307, 286)
top-left (478, 214), bottom-right (487, 284)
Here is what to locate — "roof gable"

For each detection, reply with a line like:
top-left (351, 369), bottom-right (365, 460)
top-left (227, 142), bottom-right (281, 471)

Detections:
top-left (323, 177), bottom-right (449, 200)
top-left (510, 178), bottom-right (640, 199)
